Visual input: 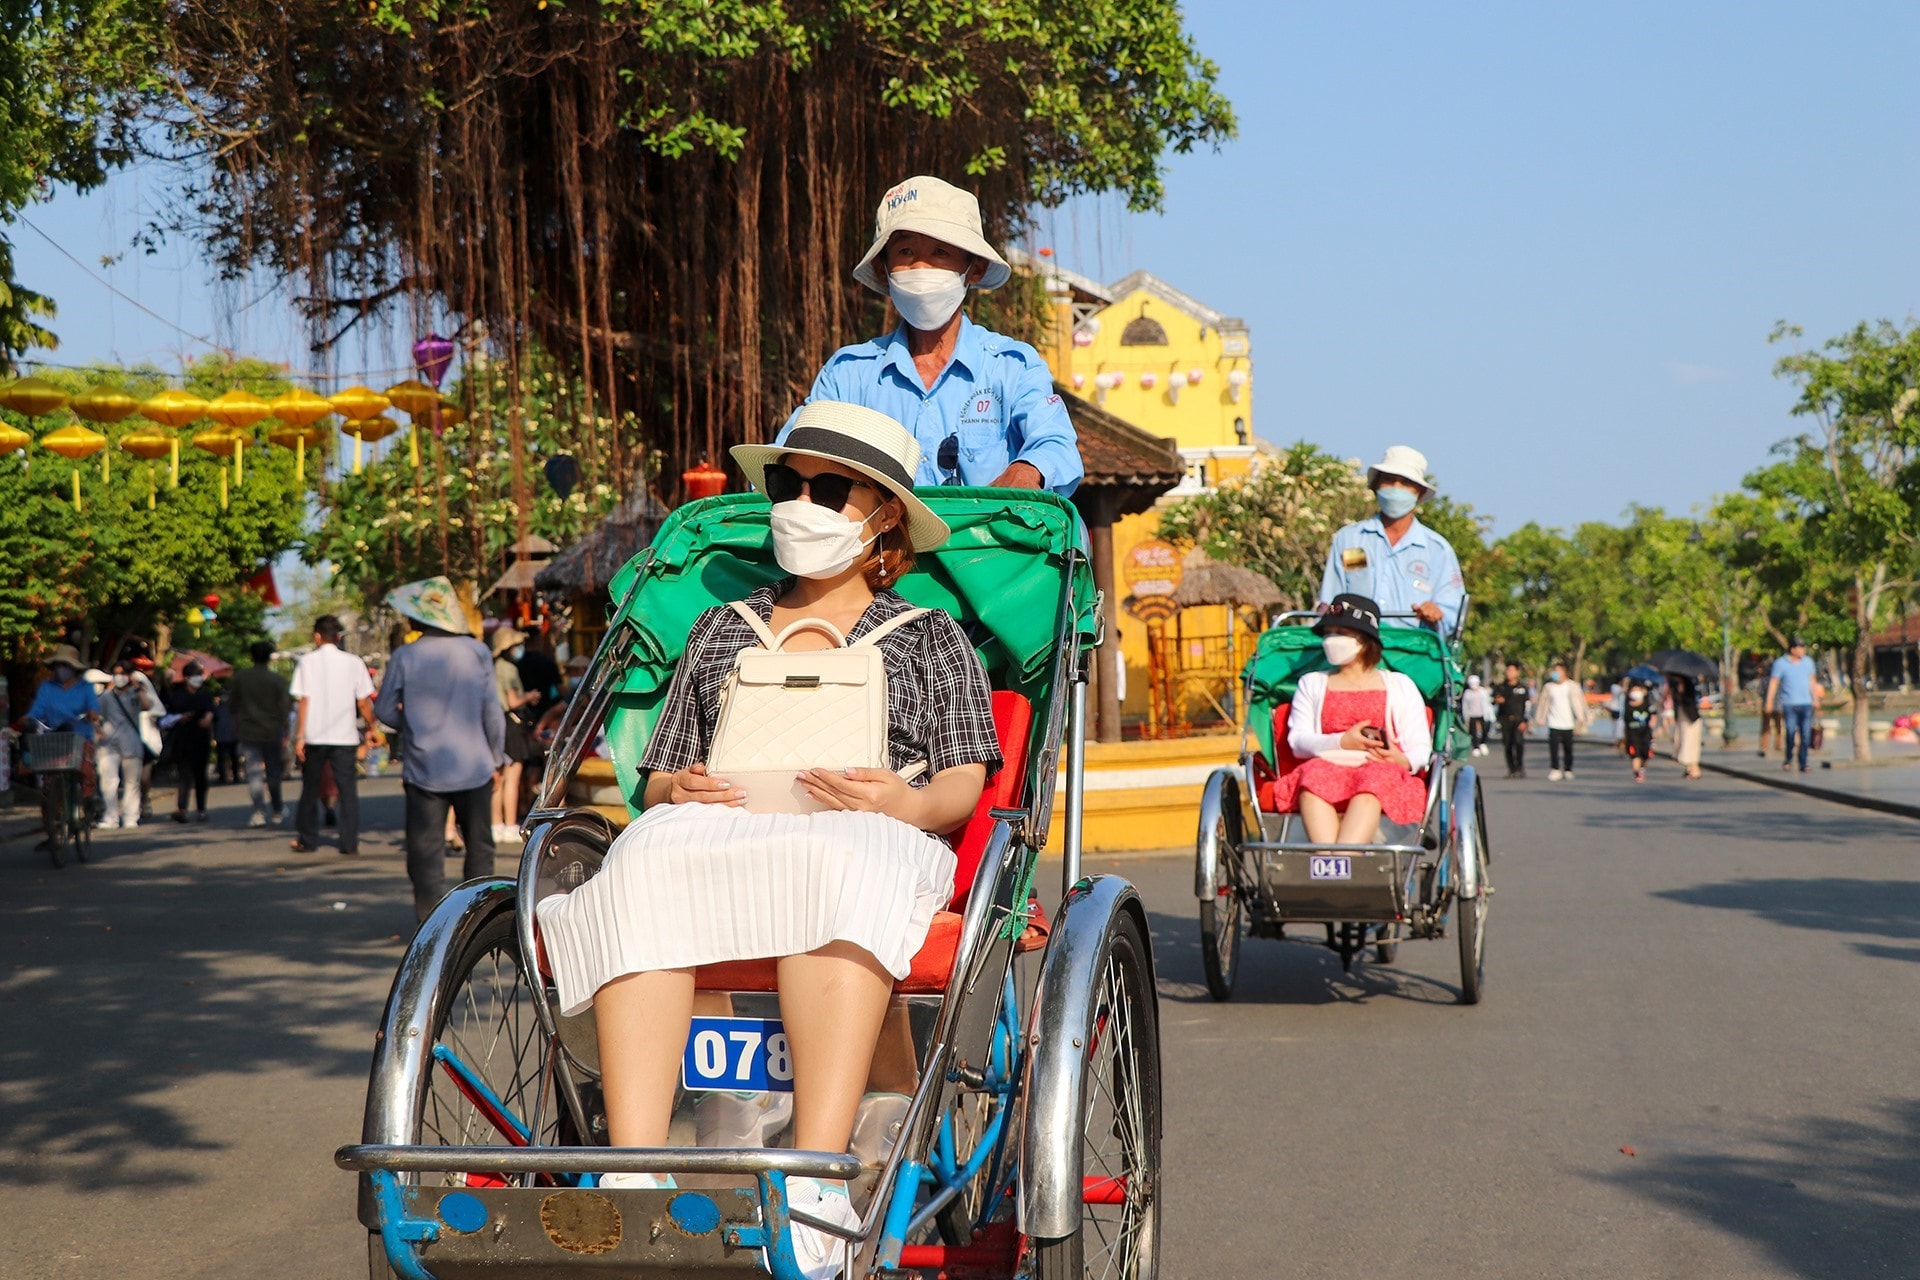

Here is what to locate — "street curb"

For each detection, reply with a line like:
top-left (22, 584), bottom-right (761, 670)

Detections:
top-left (1692, 756), bottom-right (1920, 822)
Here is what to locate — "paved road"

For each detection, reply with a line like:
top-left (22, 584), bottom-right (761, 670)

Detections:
top-left (4, 769), bottom-right (1918, 1278)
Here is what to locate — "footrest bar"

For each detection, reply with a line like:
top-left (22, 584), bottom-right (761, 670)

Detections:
top-left (337, 1144), bottom-right (860, 1179)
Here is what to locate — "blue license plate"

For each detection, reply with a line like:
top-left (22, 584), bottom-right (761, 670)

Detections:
top-left (1309, 855), bottom-right (1353, 880)
top-left (681, 1017), bottom-right (795, 1093)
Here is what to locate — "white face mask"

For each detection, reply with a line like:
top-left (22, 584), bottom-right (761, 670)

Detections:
top-left (770, 500), bottom-right (882, 580)
top-left (888, 268), bottom-right (968, 331)
top-left (187, 675), bottom-right (206, 690)
top-left (1322, 635), bottom-right (1363, 667)
top-left (112, 674), bottom-right (129, 689)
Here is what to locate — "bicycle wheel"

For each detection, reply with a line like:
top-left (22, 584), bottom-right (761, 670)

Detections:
top-left (67, 777), bottom-right (90, 864)
top-left (44, 774), bottom-right (68, 869)
top-left (1032, 911), bottom-right (1162, 1280)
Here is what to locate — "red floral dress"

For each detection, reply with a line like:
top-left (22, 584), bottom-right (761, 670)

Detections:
top-left (1271, 688), bottom-right (1427, 824)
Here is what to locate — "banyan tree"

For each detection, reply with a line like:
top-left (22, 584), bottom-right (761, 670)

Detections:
top-left (131, 1), bottom-right (1234, 515)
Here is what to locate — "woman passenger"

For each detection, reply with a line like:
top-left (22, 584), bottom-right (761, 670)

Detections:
top-left (1273, 594), bottom-right (1432, 845)
top-left (535, 402), bottom-right (1000, 1279)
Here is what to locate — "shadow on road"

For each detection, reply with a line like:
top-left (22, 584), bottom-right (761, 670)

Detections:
top-left (1655, 877), bottom-right (1920, 961)
top-left (1141, 905), bottom-right (1462, 1007)
top-left (1580, 790), bottom-right (1918, 845)
top-left (1603, 1097), bottom-right (1920, 1279)
top-left (0, 823), bottom-right (417, 1193)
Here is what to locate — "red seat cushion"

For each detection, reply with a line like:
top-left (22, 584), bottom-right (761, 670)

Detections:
top-left (695, 910), bottom-right (967, 995)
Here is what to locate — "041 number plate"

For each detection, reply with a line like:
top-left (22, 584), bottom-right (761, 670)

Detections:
top-left (681, 1017), bottom-right (795, 1093)
top-left (1309, 855), bottom-right (1353, 880)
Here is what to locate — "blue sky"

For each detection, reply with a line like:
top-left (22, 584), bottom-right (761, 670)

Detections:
top-left (12, 0), bottom-right (1919, 533)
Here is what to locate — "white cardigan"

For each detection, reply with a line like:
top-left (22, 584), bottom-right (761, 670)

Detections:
top-left (1287, 669), bottom-right (1433, 774)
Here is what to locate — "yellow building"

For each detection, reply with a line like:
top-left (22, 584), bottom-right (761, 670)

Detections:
top-left (1018, 252), bottom-right (1271, 733)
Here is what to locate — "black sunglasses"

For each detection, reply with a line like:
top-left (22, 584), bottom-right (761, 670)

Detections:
top-left (937, 433), bottom-right (962, 485)
top-left (762, 462), bottom-right (878, 510)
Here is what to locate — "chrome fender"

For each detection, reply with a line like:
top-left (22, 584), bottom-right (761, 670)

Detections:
top-left (1019, 874), bottom-right (1155, 1241)
top-left (1450, 765), bottom-right (1485, 900)
top-left (356, 878), bottom-right (517, 1227)
top-left (1193, 766), bottom-right (1250, 901)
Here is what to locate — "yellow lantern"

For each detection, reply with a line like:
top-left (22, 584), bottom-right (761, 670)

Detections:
top-left (266, 420), bottom-right (327, 483)
top-left (329, 384), bottom-right (391, 421)
top-left (192, 426), bottom-right (239, 509)
top-left (140, 389), bottom-right (209, 488)
top-left (41, 423), bottom-right (106, 510)
top-left (384, 379), bottom-right (442, 417)
top-left (269, 388), bottom-right (335, 427)
top-left (436, 404), bottom-right (468, 430)
top-left (121, 427), bottom-right (173, 508)
top-left (206, 389), bottom-right (270, 488)
top-left (69, 386), bottom-right (140, 425)
top-left (0, 422), bottom-right (29, 456)
top-left (341, 413), bottom-right (399, 473)
top-left (1, 375), bottom-right (70, 418)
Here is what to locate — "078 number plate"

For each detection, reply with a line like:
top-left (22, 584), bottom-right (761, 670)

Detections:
top-left (681, 1017), bottom-right (795, 1093)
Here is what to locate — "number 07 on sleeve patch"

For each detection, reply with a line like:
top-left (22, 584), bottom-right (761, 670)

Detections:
top-left (682, 1017), bottom-right (795, 1093)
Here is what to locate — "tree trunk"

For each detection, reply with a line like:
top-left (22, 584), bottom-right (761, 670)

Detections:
top-left (1851, 633), bottom-right (1873, 763)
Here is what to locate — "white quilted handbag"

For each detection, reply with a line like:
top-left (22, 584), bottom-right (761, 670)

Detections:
top-left (706, 602), bottom-right (930, 813)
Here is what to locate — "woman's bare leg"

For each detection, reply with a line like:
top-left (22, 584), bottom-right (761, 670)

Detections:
top-left (778, 941), bottom-right (894, 1152)
top-left (1298, 791), bottom-right (1341, 844)
top-left (1335, 793), bottom-right (1383, 844)
top-left (594, 968), bottom-right (696, 1147)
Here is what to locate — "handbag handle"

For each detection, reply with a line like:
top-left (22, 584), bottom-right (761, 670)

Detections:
top-left (727, 600), bottom-right (849, 651)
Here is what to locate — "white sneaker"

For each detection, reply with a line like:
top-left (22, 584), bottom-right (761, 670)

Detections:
top-left (597, 1171), bottom-right (676, 1190)
top-left (270, 807), bottom-right (285, 827)
top-left (248, 811), bottom-right (268, 828)
top-left (787, 1177), bottom-right (858, 1280)
top-left (1564, 771), bottom-right (1575, 780)
top-left (1547, 769), bottom-right (1561, 781)
top-left (95, 818), bottom-right (119, 830)
top-left (696, 1091), bottom-right (795, 1148)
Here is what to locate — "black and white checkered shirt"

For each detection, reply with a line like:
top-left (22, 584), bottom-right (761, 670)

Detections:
top-left (639, 582), bottom-right (1004, 785)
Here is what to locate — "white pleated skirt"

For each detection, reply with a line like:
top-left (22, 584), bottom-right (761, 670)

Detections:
top-left (535, 803), bottom-right (957, 1018)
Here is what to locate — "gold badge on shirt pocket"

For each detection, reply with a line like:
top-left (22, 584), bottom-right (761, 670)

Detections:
top-left (1341, 548), bottom-right (1369, 570)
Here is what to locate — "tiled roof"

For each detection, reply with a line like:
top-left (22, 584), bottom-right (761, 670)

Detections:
top-left (1059, 384), bottom-right (1184, 515)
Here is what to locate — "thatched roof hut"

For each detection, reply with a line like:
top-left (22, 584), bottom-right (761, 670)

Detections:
top-left (535, 490), bottom-right (670, 595)
top-left (1171, 546), bottom-right (1284, 611)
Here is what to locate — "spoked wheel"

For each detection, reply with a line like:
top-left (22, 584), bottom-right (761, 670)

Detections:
top-left (1197, 796), bottom-right (1242, 1002)
top-left (68, 782), bottom-right (90, 864)
top-left (1453, 787), bottom-right (1490, 1005)
top-left (1033, 912), bottom-right (1161, 1280)
top-left (1372, 923), bottom-right (1400, 965)
top-left (368, 907), bottom-right (563, 1279)
top-left (44, 775), bottom-right (68, 868)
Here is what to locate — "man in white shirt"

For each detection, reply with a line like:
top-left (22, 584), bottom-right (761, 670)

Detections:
top-left (290, 615), bottom-right (376, 854)
top-left (1532, 661), bottom-right (1590, 780)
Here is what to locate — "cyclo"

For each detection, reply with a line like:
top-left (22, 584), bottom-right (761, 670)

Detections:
top-left (1193, 610), bottom-right (1492, 1002)
top-left (340, 489), bottom-right (1162, 1280)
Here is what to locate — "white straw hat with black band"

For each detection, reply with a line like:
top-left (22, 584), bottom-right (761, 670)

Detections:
top-left (732, 402), bottom-right (951, 551)
top-left (851, 175), bottom-right (1012, 297)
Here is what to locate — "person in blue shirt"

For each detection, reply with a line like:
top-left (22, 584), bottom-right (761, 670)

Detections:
top-left (1318, 445), bottom-right (1465, 633)
top-left (26, 645), bottom-right (101, 738)
top-left (1766, 638), bottom-right (1822, 772)
top-left (777, 175), bottom-right (1081, 497)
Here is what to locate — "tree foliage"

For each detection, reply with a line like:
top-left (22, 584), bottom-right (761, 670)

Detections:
top-left (1156, 442), bottom-right (1371, 611)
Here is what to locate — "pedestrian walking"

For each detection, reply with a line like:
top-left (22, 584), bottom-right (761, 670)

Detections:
top-left (490, 626), bottom-right (543, 842)
top-left (290, 616), bottom-right (376, 855)
top-left (94, 661), bottom-right (156, 828)
top-left (1492, 661), bottom-right (1531, 777)
top-left (1621, 682), bottom-right (1659, 782)
top-left (1765, 638), bottom-right (1820, 773)
top-left (229, 640), bottom-right (292, 827)
top-left (1668, 674), bottom-right (1703, 780)
top-left (1462, 673), bottom-right (1493, 756)
top-left (164, 662), bottom-right (216, 822)
top-left (375, 578), bottom-right (507, 922)
top-left (212, 686), bottom-right (241, 783)
top-left (1534, 661), bottom-right (1590, 780)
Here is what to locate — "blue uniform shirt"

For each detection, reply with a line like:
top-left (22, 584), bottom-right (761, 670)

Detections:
top-left (28, 677), bottom-right (100, 740)
top-left (1769, 654), bottom-right (1817, 706)
top-left (1319, 516), bottom-right (1465, 634)
top-left (779, 315), bottom-right (1083, 496)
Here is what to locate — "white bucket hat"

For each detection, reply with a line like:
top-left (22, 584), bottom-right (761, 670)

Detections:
top-left (732, 402), bottom-right (950, 552)
top-left (851, 175), bottom-right (1012, 297)
top-left (1367, 445), bottom-right (1432, 493)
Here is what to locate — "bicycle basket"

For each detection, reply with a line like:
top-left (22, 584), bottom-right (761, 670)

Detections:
top-left (23, 732), bottom-right (84, 773)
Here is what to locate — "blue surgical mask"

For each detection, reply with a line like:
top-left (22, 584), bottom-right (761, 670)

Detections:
top-left (1376, 486), bottom-right (1418, 520)
top-left (510, 645), bottom-right (526, 661)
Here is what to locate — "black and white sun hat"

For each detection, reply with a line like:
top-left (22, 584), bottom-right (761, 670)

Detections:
top-left (731, 402), bottom-right (950, 551)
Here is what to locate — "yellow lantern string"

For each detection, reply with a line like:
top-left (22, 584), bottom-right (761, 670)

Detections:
top-left (171, 437), bottom-right (180, 488)
top-left (354, 434), bottom-right (363, 473)
top-left (233, 436), bottom-right (244, 485)
top-left (219, 468), bottom-right (228, 510)
top-left (147, 466), bottom-right (156, 509)
top-left (297, 436), bottom-right (305, 482)
top-left (72, 471), bottom-right (82, 512)
top-left (408, 426), bottom-right (420, 469)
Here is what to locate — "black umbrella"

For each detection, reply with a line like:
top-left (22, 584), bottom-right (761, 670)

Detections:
top-left (1648, 649), bottom-right (1717, 680)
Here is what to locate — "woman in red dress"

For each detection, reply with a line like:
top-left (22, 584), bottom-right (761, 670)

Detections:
top-left (1274, 594), bottom-right (1433, 845)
